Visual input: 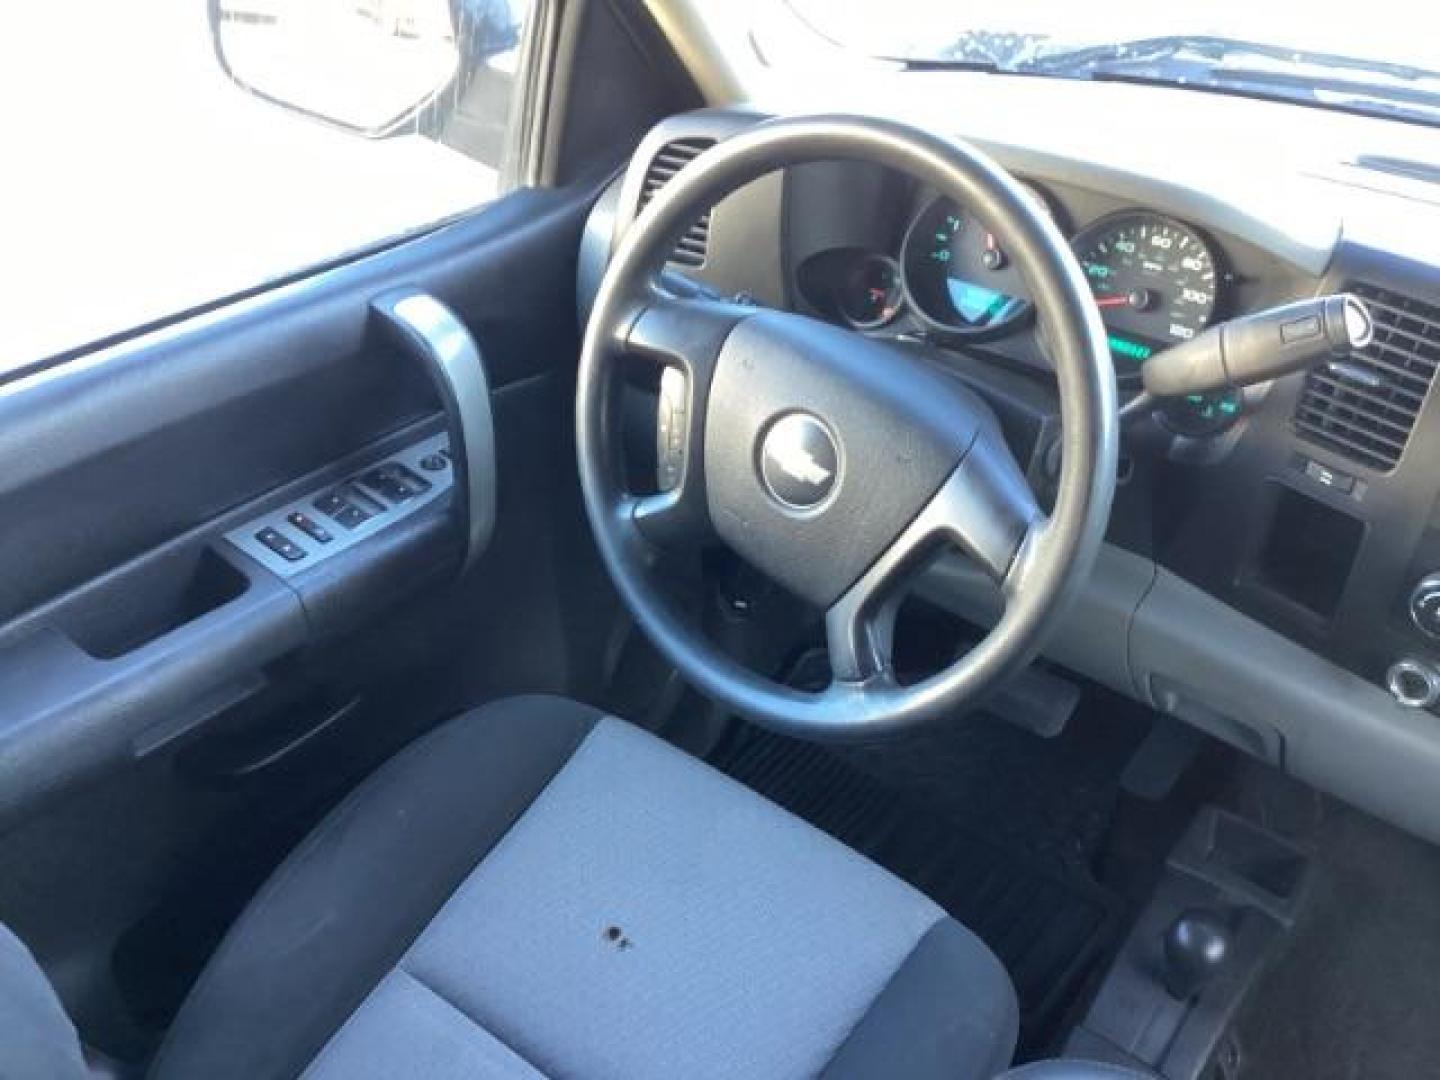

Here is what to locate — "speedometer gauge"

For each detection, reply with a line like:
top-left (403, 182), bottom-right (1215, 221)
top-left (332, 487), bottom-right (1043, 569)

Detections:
top-left (1070, 212), bottom-right (1220, 382)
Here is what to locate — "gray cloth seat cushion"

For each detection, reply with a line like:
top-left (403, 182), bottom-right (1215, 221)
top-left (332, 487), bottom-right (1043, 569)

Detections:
top-left (0, 922), bottom-right (88, 1079)
top-left (997, 1062), bottom-right (1157, 1079)
top-left (146, 694), bottom-right (1017, 1079)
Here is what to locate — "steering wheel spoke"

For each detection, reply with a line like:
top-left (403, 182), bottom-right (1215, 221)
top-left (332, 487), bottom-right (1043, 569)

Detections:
top-left (627, 487), bottom-right (707, 548)
top-left (616, 292), bottom-right (752, 550)
top-left (621, 291), bottom-right (751, 375)
top-left (933, 430), bottom-right (1045, 594)
top-left (825, 429), bottom-right (1042, 684)
top-left (825, 572), bottom-right (904, 686)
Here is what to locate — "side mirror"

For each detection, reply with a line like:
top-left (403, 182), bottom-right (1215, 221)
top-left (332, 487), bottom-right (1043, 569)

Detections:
top-left (209, 0), bottom-right (466, 134)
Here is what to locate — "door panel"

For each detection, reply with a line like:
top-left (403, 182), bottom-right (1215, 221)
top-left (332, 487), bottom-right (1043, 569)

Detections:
top-left (0, 187), bottom-right (585, 621)
top-left (0, 180), bottom-right (605, 832)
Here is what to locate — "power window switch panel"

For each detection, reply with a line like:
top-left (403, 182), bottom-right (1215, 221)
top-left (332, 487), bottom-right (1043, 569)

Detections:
top-left (255, 527), bottom-right (306, 562)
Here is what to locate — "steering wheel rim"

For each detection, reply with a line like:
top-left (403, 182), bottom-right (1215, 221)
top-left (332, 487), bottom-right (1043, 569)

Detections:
top-left (578, 114), bottom-right (1117, 740)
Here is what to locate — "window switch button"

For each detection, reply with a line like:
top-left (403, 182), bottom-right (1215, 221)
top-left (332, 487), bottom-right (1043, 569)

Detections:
top-left (333, 504), bottom-right (370, 529)
top-left (313, 490), bottom-right (348, 517)
top-left (256, 527), bottom-right (306, 562)
top-left (286, 511), bottom-right (333, 543)
top-left (314, 490), bottom-right (372, 528)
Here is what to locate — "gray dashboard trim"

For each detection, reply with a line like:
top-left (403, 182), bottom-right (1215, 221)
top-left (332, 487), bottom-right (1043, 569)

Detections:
top-left (920, 544), bottom-right (1154, 702)
top-left (920, 544), bottom-right (1440, 847)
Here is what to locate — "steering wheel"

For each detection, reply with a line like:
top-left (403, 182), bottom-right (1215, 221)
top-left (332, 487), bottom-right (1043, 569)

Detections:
top-left (578, 115), bottom-right (1117, 740)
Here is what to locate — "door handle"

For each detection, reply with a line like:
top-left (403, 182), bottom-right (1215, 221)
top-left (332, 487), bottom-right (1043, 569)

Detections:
top-left (370, 290), bottom-right (497, 574)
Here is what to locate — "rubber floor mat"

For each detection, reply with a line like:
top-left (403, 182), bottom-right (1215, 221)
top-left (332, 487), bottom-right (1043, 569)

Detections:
top-left (712, 727), bottom-right (1125, 1052)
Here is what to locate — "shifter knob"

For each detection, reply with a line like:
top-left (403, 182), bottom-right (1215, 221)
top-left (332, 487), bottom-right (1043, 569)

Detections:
top-left (1162, 909), bottom-right (1231, 1000)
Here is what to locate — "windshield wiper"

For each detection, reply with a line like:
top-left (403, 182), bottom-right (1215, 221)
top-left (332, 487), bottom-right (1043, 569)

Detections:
top-left (1016, 34), bottom-right (1440, 84)
top-left (905, 33), bottom-right (1440, 128)
top-left (897, 57), bottom-right (998, 73)
top-left (892, 29), bottom-right (1047, 72)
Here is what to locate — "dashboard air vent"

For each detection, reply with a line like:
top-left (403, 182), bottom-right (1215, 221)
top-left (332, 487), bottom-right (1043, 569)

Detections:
top-left (638, 137), bottom-right (716, 267)
top-left (1292, 282), bottom-right (1440, 471)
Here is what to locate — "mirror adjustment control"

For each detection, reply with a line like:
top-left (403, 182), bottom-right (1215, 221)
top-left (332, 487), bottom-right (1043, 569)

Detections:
top-left (255, 527), bottom-right (306, 562)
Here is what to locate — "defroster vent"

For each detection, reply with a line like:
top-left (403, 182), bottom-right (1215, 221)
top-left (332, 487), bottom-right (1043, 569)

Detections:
top-left (638, 137), bottom-right (716, 267)
top-left (1292, 282), bottom-right (1440, 471)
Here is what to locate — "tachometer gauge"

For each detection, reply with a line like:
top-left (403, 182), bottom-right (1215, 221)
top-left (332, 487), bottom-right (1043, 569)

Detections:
top-left (836, 253), bottom-right (904, 329)
top-left (1071, 212), bottom-right (1220, 383)
top-left (900, 185), bottom-right (1053, 338)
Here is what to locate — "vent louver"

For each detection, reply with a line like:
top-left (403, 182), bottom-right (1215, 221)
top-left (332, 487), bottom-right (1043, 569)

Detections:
top-left (638, 137), bottom-right (716, 267)
top-left (1292, 282), bottom-right (1440, 471)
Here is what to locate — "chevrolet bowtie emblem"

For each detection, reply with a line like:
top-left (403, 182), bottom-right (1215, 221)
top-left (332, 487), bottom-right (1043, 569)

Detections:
top-left (760, 414), bottom-right (839, 510)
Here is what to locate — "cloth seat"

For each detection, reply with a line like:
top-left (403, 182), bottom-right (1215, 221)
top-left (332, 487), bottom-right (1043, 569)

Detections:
top-left (8, 695), bottom-right (1022, 1079)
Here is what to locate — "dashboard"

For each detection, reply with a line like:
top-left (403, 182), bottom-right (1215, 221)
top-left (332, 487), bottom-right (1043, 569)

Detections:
top-left (583, 102), bottom-right (1440, 845)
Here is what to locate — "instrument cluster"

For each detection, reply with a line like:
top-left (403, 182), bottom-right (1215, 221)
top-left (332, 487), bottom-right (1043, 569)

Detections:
top-left (810, 186), bottom-right (1230, 360)
top-left (798, 179), bottom-right (1235, 432)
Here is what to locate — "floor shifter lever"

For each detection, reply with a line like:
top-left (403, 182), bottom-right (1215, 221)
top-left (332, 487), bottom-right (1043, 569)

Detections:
top-left (1162, 909), bottom-right (1232, 1000)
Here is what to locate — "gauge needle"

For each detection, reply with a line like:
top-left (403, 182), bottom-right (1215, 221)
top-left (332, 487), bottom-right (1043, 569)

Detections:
top-left (1094, 294), bottom-right (1131, 309)
top-left (981, 232), bottom-right (1006, 271)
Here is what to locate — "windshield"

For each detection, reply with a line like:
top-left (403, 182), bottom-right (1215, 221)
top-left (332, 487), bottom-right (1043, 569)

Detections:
top-left (757, 1), bottom-right (1440, 127)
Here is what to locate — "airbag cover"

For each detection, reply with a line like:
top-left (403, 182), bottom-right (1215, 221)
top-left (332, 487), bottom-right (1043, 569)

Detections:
top-left (704, 311), bottom-right (979, 606)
